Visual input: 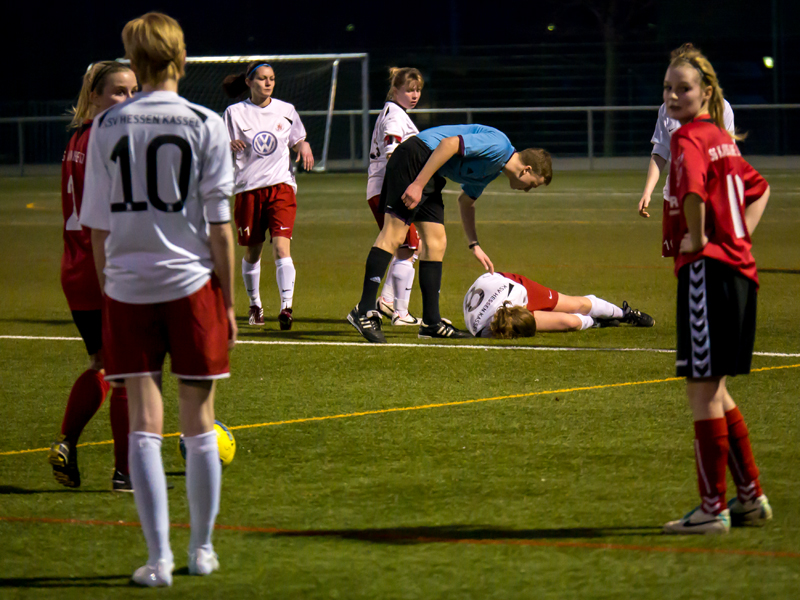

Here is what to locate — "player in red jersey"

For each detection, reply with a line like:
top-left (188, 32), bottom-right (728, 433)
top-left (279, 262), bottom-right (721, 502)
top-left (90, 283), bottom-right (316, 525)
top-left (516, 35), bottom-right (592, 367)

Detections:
top-left (49, 61), bottom-right (137, 491)
top-left (658, 45), bottom-right (772, 535)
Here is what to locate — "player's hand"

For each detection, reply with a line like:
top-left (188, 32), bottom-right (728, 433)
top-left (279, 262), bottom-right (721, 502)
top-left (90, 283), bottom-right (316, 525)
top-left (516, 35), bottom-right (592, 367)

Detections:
top-left (472, 245), bottom-right (494, 274)
top-left (402, 183), bottom-right (423, 209)
top-left (226, 306), bottom-right (237, 350)
top-left (638, 194), bottom-right (651, 218)
top-left (295, 141), bottom-right (314, 171)
top-left (679, 232), bottom-right (708, 254)
top-left (230, 140), bottom-right (247, 153)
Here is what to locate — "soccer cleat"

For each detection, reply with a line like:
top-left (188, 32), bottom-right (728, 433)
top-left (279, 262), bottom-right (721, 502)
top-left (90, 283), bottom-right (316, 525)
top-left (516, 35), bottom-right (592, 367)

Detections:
top-left (347, 306), bottom-right (386, 343)
top-left (278, 308), bottom-right (293, 331)
top-left (418, 318), bottom-right (472, 339)
top-left (131, 558), bottom-right (174, 587)
top-left (728, 494), bottom-right (773, 527)
top-left (188, 548), bottom-right (220, 576)
top-left (621, 301), bottom-right (655, 327)
top-left (591, 317), bottom-right (620, 328)
top-left (248, 305), bottom-right (265, 326)
top-left (111, 470), bottom-right (133, 492)
top-left (392, 312), bottom-right (421, 326)
top-left (377, 297), bottom-right (394, 320)
top-left (49, 437), bottom-right (80, 488)
top-left (663, 506), bottom-right (731, 535)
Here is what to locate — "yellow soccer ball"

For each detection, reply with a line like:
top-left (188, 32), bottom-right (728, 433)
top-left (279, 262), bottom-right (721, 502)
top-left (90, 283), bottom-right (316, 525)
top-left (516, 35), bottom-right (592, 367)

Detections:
top-left (179, 420), bottom-right (236, 467)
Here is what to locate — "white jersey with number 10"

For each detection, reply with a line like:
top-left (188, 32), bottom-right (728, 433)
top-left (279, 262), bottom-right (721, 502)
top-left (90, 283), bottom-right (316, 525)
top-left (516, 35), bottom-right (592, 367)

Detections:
top-left (80, 90), bottom-right (233, 305)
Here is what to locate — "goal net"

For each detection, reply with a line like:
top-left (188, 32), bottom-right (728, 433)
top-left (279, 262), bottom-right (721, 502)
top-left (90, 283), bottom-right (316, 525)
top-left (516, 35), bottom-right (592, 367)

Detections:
top-left (176, 54), bottom-right (369, 171)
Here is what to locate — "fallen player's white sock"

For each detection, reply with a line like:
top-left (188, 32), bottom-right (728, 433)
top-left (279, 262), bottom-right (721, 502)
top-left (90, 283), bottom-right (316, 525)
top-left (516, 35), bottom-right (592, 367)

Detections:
top-left (586, 295), bottom-right (623, 319)
top-left (576, 314), bottom-right (595, 330)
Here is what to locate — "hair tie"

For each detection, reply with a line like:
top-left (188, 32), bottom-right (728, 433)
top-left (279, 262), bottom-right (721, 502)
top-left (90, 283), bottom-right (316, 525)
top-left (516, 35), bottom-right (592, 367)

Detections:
top-left (246, 63), bottom-right (271, 79)
top-left (89, 63), bottom-right (116, 92)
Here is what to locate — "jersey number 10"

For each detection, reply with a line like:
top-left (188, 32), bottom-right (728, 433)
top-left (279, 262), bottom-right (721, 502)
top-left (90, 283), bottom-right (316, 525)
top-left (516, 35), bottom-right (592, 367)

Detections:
top-left (110, 135), bottom-right (193, 214)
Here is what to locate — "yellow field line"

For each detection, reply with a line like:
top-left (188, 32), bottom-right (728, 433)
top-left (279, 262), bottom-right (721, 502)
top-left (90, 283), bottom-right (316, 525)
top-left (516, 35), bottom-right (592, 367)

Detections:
top-left (2, 363), bottom-right (797, 458)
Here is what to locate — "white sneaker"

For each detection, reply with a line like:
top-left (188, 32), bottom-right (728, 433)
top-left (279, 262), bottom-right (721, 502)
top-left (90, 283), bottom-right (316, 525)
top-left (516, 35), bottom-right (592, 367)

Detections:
top-left (377, 297), bottom-right (394, 319)
top-left (188, 547), bottom-right (220, 575)
top-left (392, 312), bottom-right (421, 326)
top-left (663, 507), bottom-right (731, 535)
top-left (131, 558), bottom-right (174, 587)
top-left (728, 494), bottom-right (773, 527)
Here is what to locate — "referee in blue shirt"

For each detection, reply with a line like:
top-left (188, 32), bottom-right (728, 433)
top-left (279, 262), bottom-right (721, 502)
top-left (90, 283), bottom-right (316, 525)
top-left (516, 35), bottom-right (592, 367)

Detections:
top-left (347, 124), bottom-right (552, 343)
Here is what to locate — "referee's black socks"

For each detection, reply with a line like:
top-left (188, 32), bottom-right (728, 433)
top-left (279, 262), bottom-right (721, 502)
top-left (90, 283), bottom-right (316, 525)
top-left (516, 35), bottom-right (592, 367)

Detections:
top-left (418, 260), bottom-right (443, 325)
top-left (358, 246), bottom-right (393, 315)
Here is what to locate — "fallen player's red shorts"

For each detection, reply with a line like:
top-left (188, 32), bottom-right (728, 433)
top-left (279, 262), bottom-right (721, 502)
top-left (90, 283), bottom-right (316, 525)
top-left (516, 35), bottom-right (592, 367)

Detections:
top-left (499, 272), bottom-right (559, 312)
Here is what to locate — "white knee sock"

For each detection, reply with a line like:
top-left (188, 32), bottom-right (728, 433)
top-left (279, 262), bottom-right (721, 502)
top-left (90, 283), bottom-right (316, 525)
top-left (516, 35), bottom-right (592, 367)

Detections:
top-left (129, 431), bottom-right (173, 565)
top-left (275, 257), bottom-right (295, 310)
top-left (184, 430), bottom-right (221, 554)
top-left (586, 295), bottom-right (623, 319)
top-left (391, 256), bottom-right (417, 316)
top-left (242, 259), bottom-right (261, 308)
top-left (380, 258), bottom-right (397, 304)
top-left (575, 314), bottom-right (595, 330)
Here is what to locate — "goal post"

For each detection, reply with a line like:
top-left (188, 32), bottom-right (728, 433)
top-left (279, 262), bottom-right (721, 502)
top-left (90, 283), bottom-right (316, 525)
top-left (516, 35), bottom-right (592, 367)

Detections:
top-left (121, 53), bottom-right (370, 171)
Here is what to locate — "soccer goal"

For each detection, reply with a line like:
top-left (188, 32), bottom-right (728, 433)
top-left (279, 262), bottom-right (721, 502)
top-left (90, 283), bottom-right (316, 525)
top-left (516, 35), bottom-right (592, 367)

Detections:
top-left (123, 53), bottom-right (370, 171)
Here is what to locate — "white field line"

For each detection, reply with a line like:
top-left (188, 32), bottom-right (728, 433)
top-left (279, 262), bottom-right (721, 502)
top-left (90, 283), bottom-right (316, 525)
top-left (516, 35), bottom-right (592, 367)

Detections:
top-left (1, 335), bottom-right (798, 358)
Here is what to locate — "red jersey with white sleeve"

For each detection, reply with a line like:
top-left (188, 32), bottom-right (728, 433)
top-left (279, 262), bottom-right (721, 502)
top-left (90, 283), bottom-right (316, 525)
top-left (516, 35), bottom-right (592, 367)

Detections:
top-left (61, 121), bottom-right (103, 311)
top-left (667, 116), bottom-right (769, 284)
top-left (366, 101), bottom-right (419, 199)
top-left (80, 91), bottom-right (233, 304)
top-left (224, 98), bottom-right (306, 194)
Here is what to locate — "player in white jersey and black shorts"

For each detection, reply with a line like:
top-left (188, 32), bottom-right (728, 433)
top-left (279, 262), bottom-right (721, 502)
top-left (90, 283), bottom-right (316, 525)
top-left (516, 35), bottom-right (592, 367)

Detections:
top-left (638, 45), bottom-right (735, 241)
top-left (463, 272), bottom-right (654, 338)
top-left (80, 12), bottom-right (236, 587)
top-left (222, 63), bottom-right (314, 330)
top-left (367, 68), bottom-right (424, 326)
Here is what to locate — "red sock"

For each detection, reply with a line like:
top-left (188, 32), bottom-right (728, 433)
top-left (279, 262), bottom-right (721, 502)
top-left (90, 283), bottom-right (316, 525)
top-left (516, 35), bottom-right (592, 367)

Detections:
top-left (61, 369), bottom-right (110, 445)
top-left (693, 418), bottom-right (729, 515)
top-left (725, 407), bottom-right (762, 502)
top-left (109, 387), bottom-right (130, 475)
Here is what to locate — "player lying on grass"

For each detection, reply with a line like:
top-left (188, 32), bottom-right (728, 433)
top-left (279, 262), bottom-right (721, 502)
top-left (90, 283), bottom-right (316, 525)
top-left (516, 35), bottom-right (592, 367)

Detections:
top-left (658, 44), bottom-right (772, 535)
top-left (50, 60), bottom-right (137, 492)
top-left (348, 124), bottom-right (552, 343)
top-left (463, 272), bottom-right (654, 338)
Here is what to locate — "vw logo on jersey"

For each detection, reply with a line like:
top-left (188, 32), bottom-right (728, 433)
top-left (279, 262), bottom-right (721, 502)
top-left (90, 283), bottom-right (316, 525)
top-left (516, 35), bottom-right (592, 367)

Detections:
top-left (253, 131), bottom-right (278, 156)
top-left (465, 287), bottom-right (485, 312)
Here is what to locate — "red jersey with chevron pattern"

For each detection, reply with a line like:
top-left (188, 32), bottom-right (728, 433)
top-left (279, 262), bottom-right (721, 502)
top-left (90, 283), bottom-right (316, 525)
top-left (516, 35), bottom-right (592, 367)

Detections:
top-left (61, 121), bottom-right (103, 311)
top-left (668, 116), bottom-right (769, 285)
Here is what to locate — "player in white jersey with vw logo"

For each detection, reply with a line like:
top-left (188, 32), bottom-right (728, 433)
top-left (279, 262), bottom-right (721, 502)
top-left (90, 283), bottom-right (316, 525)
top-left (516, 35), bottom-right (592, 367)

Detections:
top-left (367, 68), bottom-right (424, 326)
top-left (80, 12), bottom-right (236, 587)
top-left (222, 63), bottom-right (314, 330)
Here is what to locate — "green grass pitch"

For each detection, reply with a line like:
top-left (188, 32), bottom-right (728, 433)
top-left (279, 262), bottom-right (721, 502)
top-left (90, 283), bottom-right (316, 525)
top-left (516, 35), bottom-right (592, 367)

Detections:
top-left (0, 171), bottom-right (798, 598)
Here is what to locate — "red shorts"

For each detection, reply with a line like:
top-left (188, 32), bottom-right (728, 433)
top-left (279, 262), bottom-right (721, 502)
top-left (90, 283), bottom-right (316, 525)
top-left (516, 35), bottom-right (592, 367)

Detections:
top-left (499, 272), bottom-right (559, 312)
top-left (235, 183), bottom-right (297, 246)
top-left (367, 195), bottom-right (419, 250)
top-left (102, 277), bottom-right (230, 380)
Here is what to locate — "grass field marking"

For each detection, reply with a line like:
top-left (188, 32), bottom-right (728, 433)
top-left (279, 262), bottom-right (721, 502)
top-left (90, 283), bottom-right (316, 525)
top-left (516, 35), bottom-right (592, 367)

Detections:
top-left (2, 516), bottom-right (799, 560)
top-left (3, 335), bottom-right (800, 358)
top-left (2, 364), bottom-right (797, 458)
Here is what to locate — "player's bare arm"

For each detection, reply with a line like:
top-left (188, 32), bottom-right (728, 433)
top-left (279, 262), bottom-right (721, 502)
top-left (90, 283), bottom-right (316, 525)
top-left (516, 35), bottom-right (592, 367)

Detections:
top-left (230, 139), bottom-right (247, 153)
top-left (745, 186), bottom-right (770, 235)
top-left (679, 193), bottom-right (708, 254)
top-left (209, 222), bottom-right (238, 349)
top-left (89, 228), bottom-right (109, 291)
top-left (639, 154), bottom-right (667, 218)
top-left (402, 136), bottom-right (460, 209)
top-left (292, 139), bottom-right (314, 171)
top-left (457, 192), bottom-right (494, 273)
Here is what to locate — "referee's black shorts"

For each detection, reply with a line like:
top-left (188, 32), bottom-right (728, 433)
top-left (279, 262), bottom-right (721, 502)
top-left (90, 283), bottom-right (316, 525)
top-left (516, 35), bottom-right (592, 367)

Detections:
top-left (379, 136), bottom-right (446, 226)
top-left (676, 257), bottom-right (757, 379)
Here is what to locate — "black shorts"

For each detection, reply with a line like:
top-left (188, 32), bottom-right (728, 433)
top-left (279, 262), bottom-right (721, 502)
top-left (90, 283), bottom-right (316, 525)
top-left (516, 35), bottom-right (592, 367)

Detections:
top-left (72, 309), bottom-right (103, 356)
top-left (676, 257), bottom-right (757, 378)
top-left (379, 136), bottom-right (446, 225)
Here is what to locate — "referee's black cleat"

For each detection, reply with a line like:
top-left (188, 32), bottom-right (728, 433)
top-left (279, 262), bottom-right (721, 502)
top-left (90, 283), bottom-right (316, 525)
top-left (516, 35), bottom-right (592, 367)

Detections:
top-left (49, 436), bottom-right (80, 488)
top-left (418, 318), bottom-right (472, 339)
top-left (347, 306), bottom-right (387, 343)
top-left (621, 301), bottom-right (655, 327)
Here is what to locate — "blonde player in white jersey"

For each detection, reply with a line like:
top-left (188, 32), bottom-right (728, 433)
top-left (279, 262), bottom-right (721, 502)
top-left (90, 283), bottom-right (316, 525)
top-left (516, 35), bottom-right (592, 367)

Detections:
top-left (463, 271), bottom-right (654, 338)
top-left (367, 68), bottom-right (424, 325)
top-left (638, 45), bottom-right (735, 248)
top-left (80, 12), bottom-right (236, 587)
top-left (222, 63), bottom-right (314, 330)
